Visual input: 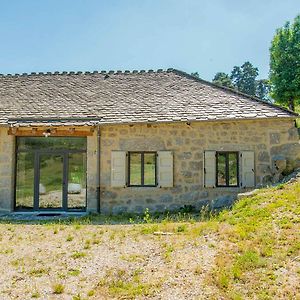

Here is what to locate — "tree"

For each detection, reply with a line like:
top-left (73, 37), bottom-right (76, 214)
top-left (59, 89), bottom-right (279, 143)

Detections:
top-left (212, 72), bottom-right (234, 88)
top-left (230, 61), bottom-right (258, 96)
top-left (256, 79), bottom-right (271, 101)
top-left (270, 15), bottom-right (300, 111)
top-left (191, 72), bottom-right (199, 78)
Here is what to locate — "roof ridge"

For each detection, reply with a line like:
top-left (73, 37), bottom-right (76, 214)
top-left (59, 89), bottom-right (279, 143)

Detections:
top-left (0, 68), bottom-right (174, 78)
top-left (171, 69), bottom-right (298, 117)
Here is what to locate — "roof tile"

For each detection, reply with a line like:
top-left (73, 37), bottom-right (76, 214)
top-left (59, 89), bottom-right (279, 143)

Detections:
top-left (0, 69), bottom-right (297, 126)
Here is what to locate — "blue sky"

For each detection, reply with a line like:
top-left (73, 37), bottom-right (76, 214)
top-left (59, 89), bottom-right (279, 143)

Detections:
top-left (0, 0), bottom-right (298, 80)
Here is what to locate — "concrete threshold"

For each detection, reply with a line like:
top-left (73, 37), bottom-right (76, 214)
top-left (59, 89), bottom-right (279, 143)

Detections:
top-left (0, 211), bottom-right (88, 221)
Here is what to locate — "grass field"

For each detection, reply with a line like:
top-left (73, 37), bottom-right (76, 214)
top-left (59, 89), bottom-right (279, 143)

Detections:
top-left (0, 179), bottom-right (299, 299)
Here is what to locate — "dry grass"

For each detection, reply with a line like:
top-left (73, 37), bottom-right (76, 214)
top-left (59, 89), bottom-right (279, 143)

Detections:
top-left (0, 180), bottom-right (299, 299)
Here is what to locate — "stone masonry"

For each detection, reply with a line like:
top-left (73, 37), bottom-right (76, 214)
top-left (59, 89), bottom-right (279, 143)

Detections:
top-left (99, 119), bottom-right (299, 214)
top-left (0, 118), bottom-right (299, 213)
top-left (0, 127), bottom-right (15, 212)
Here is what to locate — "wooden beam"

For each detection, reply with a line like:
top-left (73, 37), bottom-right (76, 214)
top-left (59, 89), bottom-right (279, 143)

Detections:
top-left (8, 128), bottom-right (93, 137)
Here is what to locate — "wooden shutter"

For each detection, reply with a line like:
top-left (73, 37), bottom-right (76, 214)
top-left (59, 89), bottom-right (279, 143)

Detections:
top-left (157, 151), bottom-right (173, 187)
top-left (204, 151), bottom-right (216, 187)
top-left (111, 151), bottom-right (126, 187)
top-left (241, 151), bottom-right (255, 187)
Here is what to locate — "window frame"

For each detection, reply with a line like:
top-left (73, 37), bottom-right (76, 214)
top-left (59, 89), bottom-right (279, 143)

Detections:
top-left (216, 151), bottom-right (239, 187)
top-left (128, 151), bottom-right (157, 187)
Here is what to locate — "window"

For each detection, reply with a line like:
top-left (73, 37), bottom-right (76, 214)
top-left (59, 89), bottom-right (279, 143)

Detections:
top-left (216, 152), bottom-right (239, 187)
top-left (128, 152), bottom-right (157, 186)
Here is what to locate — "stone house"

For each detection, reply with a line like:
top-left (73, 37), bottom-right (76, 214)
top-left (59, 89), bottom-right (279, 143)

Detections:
top-left (0, 68), bottom-right (299, 214)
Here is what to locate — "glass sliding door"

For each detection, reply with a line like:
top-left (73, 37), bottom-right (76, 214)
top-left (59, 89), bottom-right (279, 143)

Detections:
top-left (15, 137), bottom-right (87, 211)
top-left (38, 154), bottom-right (64, 209)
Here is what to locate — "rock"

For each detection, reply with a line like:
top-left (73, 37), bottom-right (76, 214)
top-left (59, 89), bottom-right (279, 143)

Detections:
top-left (145, 198), bottom-right (156, 204)
top-left (237, 189), bottom-right (259, 200)
top-left (269, 133), bottom-right (280, 144)
top-left (101, 191), bottom-right (117, 199)
top-left (153, 231), bottom-right (174, 235)
top-left (262, 175), bottom-right (273, 185)
top-left (178, 152), bottom-right (192, 160)
top-left (211, 195), bottom-right (235, 209)
top-left (271, 143), bottom-right (300, 171)
top-left (39, 183), bottom-right (46, 195)
top-left (258, 151), bottom-right (270, 162)
top-left (288, 127), bottom-right (299, 140)
top-left (195, 199), bottom-right (210, 210)
top-left (112, 206), bottom-right (128, 214)
top-left (181, 171), bottom-right (192, 178)
top-left (168, 204), bottom-right (181, 211)
top-left (189, 161), bottom-right (202, 171)
top-left (160, 194), bottom-right (173, 203)
top-left (171, 185), bottom-right (183, 193)
top-left (280, 168), bottom-right (300, 184)
top-left (68, 183), bottom-right (82, 194)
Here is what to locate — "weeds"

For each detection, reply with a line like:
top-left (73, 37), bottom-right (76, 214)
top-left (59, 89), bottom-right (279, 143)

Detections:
top-left (52, 283), bottom-right (65, 294)
top-left (71, 251), bottom-right (86, 259)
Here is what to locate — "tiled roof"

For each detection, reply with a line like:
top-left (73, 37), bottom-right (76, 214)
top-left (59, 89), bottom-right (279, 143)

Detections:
top-left (0, 68), bottom-right (297, 126)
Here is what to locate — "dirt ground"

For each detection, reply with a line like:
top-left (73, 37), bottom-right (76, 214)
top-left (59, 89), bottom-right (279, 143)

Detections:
top-left (0, 222), bottom-right (218, 300)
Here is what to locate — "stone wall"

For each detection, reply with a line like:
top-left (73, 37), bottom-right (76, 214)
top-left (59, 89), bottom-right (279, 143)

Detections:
top-left (86, 131), bottom-right (98, 212)
top-left (99, 119), bottom-right (300, 214)
top-left (0, 127), bottom-right (15, 212)
top-left (0, 118), bottom-right (298, 214)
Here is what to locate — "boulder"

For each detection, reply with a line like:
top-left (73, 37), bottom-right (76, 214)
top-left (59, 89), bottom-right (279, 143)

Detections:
top-left (39, 183), bottom-right (46, 195)
top-left (68, 183), bottom-right (82, 194)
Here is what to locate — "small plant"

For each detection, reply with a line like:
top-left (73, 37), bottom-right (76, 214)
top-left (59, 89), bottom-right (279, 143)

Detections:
top-left (29, 268), bottom-right (48, 277)
top-left (31, 291), bottom-right (40, 298)
top-left (194, 265), bottom-right (202, 275)
top-left (176, 224), bottom-right (187, 233)
top-left (163, 244), bottom-right (174, 262)
top-left (276, 183), bottom-right (285, 190)
top-left (66, 235), bottom-right (74, 242)
top-left (84, 240), bottom-right (91, 249)
top-left (87, 290), bottom-right (95, 297)
top-left (143, 208), bottom-right (152, 224)
top-left (71, 251), bottom-right (86, 259)
top-left (52, 283), bottom-right (65, 294)
top-left (92, 238), bottom-right (101, 245)
top-left (68, 269), bottom-right (80, 276)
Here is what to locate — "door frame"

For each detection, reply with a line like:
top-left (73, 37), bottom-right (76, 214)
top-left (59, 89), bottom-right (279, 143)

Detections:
top-left (14, 139), bottom-right (87, 212)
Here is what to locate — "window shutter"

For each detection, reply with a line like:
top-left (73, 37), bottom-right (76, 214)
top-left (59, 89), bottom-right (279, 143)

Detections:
top-left (111, 151), bottom-right (126, 187)
top-left (241, 151), bottom-right (255, 187)
top-left (157, 151), bottom-right (173, 187)
top-left (204, 151), bottom-right (216, 187)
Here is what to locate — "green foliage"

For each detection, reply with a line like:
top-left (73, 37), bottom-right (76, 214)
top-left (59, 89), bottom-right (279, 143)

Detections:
top-left (97, 268), bottom-right (160, 298)
top-left (212, 72), bottom-right (234, 88)
top-left (71, 251), bottom-right (86, 259)
top-left (256, 79), bottom-right (271, 101)
top-left (191, 71), bottom-right (199, 78)
top-left (230, 61), bottom-right (258, 96)
top-left (52, 283), bottom-right (65, 294)
top-left (143, 208), bottom-right (152, 224)
top-left (212, 63), bottom-right (270, 100)
top-left (270, 14), bottom-right (300, 111)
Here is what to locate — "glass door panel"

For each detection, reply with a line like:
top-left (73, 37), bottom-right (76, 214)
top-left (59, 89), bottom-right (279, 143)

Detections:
top-left (68, 152), bottom-right (87, 209)
top-left (16, 152), bottom-right (35, 210)
top-left (39, 154), bottom-right (63, 209)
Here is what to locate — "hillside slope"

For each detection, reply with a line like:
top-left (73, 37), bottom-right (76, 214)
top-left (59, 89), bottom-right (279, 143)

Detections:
top-left (207, 176), bottom-right (300, 299)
